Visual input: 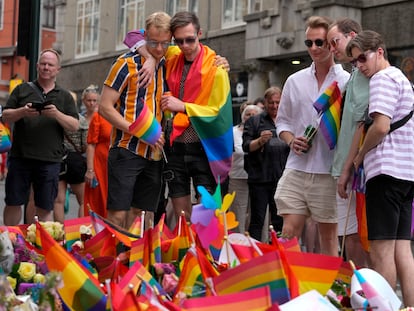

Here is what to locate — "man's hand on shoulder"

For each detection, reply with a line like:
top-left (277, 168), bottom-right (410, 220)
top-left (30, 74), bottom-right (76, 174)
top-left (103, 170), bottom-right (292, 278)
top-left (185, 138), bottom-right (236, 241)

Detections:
top-left (138, 56), bottom-right (156, 89)
top-left (215, 55), bottom-right (230, 72)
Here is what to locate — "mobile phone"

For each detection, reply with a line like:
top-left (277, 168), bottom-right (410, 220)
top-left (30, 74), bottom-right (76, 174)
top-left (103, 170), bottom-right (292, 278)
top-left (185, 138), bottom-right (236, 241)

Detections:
top-left (91, 177), bottom-right (99, 188)
top-left (31, 101), bottom-right (46, 111)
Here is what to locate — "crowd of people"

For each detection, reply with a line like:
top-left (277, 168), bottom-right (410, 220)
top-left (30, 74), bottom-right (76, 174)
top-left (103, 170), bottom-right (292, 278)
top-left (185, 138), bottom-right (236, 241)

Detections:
top-left (1, 10), bottom-right (414, 307)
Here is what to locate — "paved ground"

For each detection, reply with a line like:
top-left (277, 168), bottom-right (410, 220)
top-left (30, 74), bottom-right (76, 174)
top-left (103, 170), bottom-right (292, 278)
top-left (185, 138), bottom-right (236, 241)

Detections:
top-left (0, 178), bottom-right (79, 225)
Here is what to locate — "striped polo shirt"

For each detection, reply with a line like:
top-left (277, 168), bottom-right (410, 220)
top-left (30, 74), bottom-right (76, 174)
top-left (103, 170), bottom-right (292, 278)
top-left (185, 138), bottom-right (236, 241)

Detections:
top-left (104, 51), bottom-right (168, 159)
top-left (364, 66), bottom-right (414, 182)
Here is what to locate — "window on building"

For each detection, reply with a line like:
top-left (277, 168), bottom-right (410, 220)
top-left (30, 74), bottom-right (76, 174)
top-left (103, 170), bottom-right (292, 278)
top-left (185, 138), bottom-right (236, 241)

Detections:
top-left (222, 0), bottom-right (252, 28)
top-left (166, 0), bottom-right (198, 16)
top-left (117, 0), bottom-right (145, 49)
top-left (42, 0), bottom-right (56, 29)
top-left (0, 0), bottom-right (3, 30)
top-left (76, 0), bottom-right (100, 57)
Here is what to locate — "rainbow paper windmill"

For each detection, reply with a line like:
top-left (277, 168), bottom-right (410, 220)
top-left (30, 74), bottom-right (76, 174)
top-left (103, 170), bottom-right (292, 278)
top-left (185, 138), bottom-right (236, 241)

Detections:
top-left (129, 101), bottom-right (162, 145)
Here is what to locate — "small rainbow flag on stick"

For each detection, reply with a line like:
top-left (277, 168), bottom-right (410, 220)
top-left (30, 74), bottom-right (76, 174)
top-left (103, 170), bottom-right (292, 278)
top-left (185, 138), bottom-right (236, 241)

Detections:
top-left (313, 81), bottom-right (343, 149)
top-left (129, 101), bottom-right (161, 145)
top-left (313, 81), bottom-right (342, 114)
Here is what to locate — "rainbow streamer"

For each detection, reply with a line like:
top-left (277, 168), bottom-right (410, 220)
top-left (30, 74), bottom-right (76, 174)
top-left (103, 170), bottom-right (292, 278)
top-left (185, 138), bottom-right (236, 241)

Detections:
top-left (129, 101), bottom-right (161, 145)
top-left (314, 81), bottom-right (343, 149)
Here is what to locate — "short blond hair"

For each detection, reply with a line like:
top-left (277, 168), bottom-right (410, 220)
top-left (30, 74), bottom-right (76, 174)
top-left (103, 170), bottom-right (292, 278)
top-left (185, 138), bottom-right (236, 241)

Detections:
top-left (146, 11), bottom-right (171, 33)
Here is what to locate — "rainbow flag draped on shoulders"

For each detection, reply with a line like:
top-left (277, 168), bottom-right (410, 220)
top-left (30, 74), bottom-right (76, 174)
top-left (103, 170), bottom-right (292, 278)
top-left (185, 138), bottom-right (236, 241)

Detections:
top-left (166, 45), bottom-right (233, 182)
top-left (313, 80), bottom-right (343, 149)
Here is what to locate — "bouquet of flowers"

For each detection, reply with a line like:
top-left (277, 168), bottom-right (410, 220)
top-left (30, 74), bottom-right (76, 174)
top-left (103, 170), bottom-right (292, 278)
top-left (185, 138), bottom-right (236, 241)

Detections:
top-left (26, 221), bottom-right (65, 244)
top-left (0, 231), bottom-right (63, 310)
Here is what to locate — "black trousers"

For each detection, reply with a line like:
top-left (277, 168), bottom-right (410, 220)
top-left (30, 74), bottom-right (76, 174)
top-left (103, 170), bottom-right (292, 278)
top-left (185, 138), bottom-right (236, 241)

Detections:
top-left (248, 181), bottom-right (283, 241)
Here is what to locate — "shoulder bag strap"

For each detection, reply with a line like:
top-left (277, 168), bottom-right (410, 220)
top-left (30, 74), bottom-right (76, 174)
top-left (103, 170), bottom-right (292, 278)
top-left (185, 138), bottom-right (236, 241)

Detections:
top-left (27, 82), bottom-right (45, 103)
top-left (389, 84), bottom-right (414, 133)
top-left (389, 110), bottom-right (413, 133)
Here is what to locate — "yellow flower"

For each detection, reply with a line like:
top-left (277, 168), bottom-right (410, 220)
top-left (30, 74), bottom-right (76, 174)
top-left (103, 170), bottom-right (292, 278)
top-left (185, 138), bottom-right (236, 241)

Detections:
top-left (6, 276), bottom-right (16, 289)
top-left (33, 273), bottom-right (46, 284)
top-left (17, 262), bottom-right (36, 282)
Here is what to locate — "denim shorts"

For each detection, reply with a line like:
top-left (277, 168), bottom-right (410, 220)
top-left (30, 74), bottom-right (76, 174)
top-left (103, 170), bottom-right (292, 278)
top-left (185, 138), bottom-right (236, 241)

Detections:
top-left (5, 157), bottom-right (60, 211)
top-left (165, 142), bottom-right (216, 198)
top-left (107, 147), bottom-right (163, 212)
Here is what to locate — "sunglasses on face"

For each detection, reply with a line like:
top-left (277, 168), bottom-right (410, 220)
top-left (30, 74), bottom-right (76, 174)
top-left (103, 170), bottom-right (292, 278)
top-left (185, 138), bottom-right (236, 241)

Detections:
top-left (146, 39), bottom-right (170, 49)
top-left (329, 34), bottom-right (348, 49)
top-left (304, 39), bottom-right (325, 48)
top-left (351, 50), bottom-right (374, 66)
top-left (173, 36), bottom-right (197, 46)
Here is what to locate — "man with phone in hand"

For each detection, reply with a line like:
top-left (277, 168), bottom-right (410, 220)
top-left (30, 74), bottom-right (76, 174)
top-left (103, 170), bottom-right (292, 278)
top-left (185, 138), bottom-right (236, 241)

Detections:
top-left (2, 49), bottom-right (79, 225)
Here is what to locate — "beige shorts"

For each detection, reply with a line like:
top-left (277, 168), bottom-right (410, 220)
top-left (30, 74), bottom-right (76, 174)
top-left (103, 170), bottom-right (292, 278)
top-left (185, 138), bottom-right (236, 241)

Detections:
top-left (337, 189), bottom-right (358, 236)
top-left (275, 169), bottom-right (337, 223)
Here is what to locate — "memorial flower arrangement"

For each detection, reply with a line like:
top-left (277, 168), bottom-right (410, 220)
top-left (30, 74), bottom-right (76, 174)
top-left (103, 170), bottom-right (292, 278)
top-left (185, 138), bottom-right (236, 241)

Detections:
top-left (0, 196), bottom-right (412, 310)
top-left (26, 221), bottom-right (65, 244)
top-left (0, 229), bottom-right (63, 310)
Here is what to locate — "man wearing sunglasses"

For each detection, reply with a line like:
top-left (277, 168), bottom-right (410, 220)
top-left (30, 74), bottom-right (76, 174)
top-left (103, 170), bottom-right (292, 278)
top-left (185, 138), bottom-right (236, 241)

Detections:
top-left (125, 11), bottom-right (232, 223)
top-left (275, 16), bottom-right (350, 257)
top-left (327, 19), bottom-right (370, 268)
top-left (99, 12), bottom-right (169, 230)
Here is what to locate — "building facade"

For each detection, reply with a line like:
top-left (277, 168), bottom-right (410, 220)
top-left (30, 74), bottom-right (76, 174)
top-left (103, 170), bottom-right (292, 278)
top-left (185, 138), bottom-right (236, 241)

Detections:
top-left (1, 0), bottom-right (413, 119)
top-left (0, 0), bottom-right (59, 105)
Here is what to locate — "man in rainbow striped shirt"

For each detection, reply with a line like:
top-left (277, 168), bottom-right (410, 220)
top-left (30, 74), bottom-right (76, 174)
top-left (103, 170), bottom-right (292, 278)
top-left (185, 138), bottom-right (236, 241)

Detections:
top-left (99, 12), bottom-right (170, 229)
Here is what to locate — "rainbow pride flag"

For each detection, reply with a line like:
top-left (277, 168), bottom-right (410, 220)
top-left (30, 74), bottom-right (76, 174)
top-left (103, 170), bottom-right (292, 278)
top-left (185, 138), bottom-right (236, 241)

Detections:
top-left (118, 259), bottom-right (164, 297)
top-left (36, 221), bottom-right (107, 311)
top-left (166, 45), bottom-right (233, 182)
top-left (313, 81), bottom-right (342, 113)
top-left (212, 250), bottom-right (290, 304)
top-left (181, 286), bottom-right (273, 311)
top-left (283, 251), bottom-right (343, 296)
top-left (313, 81), bottom-right (343, 149)
top-left (0, 122), bottom-right (11, 153)
top-left (129, 231), bottom-right (150, 269)
top-left (64, 216), bottom-right (94, 250)
top-left (129, 99), bottom-right (162, 145)
top-left (175, 248), bottom-right (205, 299)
